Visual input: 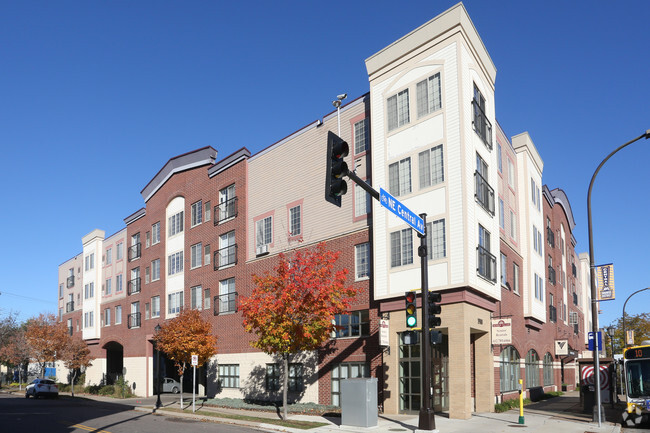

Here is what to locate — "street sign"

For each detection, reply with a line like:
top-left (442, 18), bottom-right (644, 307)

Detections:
top-left (588, 331), bottom-right (602, 351)
top-left (191, 354), bottom-right (198, 366)
top-left (379, 188), bottom-right (425, 235)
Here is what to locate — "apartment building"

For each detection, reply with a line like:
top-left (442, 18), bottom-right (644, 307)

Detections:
top-left (56, 2), bottom-right (594, 419)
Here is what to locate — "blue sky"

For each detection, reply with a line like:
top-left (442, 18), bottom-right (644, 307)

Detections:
top-left (1, 1), bottom-right (648, 330)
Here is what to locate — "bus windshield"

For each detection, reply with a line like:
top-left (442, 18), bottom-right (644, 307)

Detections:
top-left (626, 359), bottom-right (650, 398)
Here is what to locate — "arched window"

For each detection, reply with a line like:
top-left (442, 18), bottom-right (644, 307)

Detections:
top-left (543, 352), bottom-right (553, 386)
top-left (500, 346), bottom-right (520, 392)
top-left (525, 349), bottom-right (540, 387)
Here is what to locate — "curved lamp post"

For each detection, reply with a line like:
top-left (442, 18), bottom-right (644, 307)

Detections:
top-left (587, 130), bottom-right (650, 425)
top-left (154, 324), bottom-right (162, 409)
top-left (622, 287), bottom-right (650, 348)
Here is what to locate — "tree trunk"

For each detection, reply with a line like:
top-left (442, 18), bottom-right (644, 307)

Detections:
top-left (180, 373), bottom-right (184, 409)
top-left (283, 353), bottom-right (289, 421)
top-left (71, 370), bottom-right (77, 397)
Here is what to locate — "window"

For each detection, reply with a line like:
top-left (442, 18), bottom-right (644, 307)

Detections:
top-left (354, 181), bottom-right (371, 218)
top-left (419, 145), bottom-right (444, 189)
top-left (145, 267), bottom-right (150, 284)
top-left (129, 302), bottom-right (140, 328)
top-left (534, 273), bottom-right (544, 302)
top-left (354, 118), bottom-right (368, 154)
top-left (168, 291), bottom-right (183, 315)
top-left (475, 153), bottom-right (494, 214)
top-left (219, 278), bottom-right (236, 314)
top-left (331, 363), bottom-right (370, 406)
top-left (152, 222), bottom-right (160, 245)
top-left (472, 84), bottom-right (492, 148)
top-left (355, 243), bottom-right (370, 280)
top-left (509, 210), bottom-right (516, 240)
top-left (129, 233), bottom-right (141, 261)
top-left (191, 200), bottom-right (203, 227)
top-left (499, 199), bottom-right (505, 229)
top-left (500, 346), bottom-right (520, 392)
top-left (146, 231), bottom-right (150, 248)
top-left (289, 205), bottom-right (301, 237)
top-left (85, 253), bottom-right (94, 271)
top-left (500, 253), bottom-right (507, 287)
top-left (84, 311), bottom-right (94, 328)
top-left (191, 285), bottom-right (203, 310)
top-left (549, 293), bottom-right (557, 322)
top-left (145, 302), bottom-right (150, 320)
top-left (334, 310), bottom-right (370, 338)
top-left (389, 157), bottom-right (412, 197)
top-left (387, 89), bottom-right (409, 131)
top-left (59, 283), bottom-right (63, 299)
top-left (507, 159), bottom-right (515, 187)
top-left (151, 296), bottom-right (160, 318)
top-left (116, 274), bottom-right (123, 292)
top-left (478, 225), bottom-right (496, 282)
top-left (191, 243), bottom-right (203, 269)
top-left (513, 263), bottom-right (520, 293)
top-left (104, 308), bottom-right (111, 326)
top-left (533, 225), bottom-right (543, 256)
top-left (266, 364), bottom-right (280, 391)
top-left (390, 228), bottom-right (413, 267)
top-left (288, 363), bottom-right (303, 392)
top-left (256, 216), bottom-right (272, 249)
top-left (219, 184), bottom-right (237, 222)
top-left (151, 259), bottom-right (160, 281)
top-left (84, 282), bottom-right (94, 299)
top-left (426, 219), bottom-right (446, 260)
top-left (117, 243), bottom-right (123, 260)
top-left (168, 251), bottom-right (183, 275)
top-left (543, 353), bottom-right (553, 386)
top-left (203, 288), bottom-right (210, 309)
top-left (168, 211), bottom-right (184, 237)
top-left (525, 350), bottom-right (540, 387)
top-left (416, 72), bottom-right (442, 118)
top-left (218, 364), bottom-right (239, 388)
top-left (205, 201), bottom-right (211, 222)
top-left (531, 178), bottom-right (541, 211)
top-left (219, 231), bottom-right (236, 268)
top-left (105, 278), bottom-right (112, 295)
top-left (204, 244), bottom-right (210, 266)
top-left (106, 248), bottom-right (112, 265)
top-left (497, 143), bottom-right (503, 172)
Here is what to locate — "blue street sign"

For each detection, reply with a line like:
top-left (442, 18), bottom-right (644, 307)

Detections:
top-left (588, 331), bottom-right (602, 351)
top-left (379, 188), bottom-right (425, 235)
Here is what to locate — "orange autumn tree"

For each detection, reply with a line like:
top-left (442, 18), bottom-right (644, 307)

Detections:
top-left (240, 242), bottom-right (357, 420)
top-left (60, 336), bottom-right (94, 397)
top-left (25, 313), bottom-right (69, 378)
top-left (154, 309), bottom-right (217, 409)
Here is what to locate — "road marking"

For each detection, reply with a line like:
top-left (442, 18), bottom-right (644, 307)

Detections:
top-left (60, 420), bottom-right (111, 433)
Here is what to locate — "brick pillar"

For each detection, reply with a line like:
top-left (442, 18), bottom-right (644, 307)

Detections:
top-left (474, 330), bottom-right (494, 412)
top-left (447, 303), bottom-right (472, 419)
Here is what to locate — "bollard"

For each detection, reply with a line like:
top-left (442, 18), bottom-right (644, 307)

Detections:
top-left (518, 379), bottom-right (525, 425)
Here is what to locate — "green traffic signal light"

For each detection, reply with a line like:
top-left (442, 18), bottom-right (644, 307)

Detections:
top-left (405, 291), bottom-right (417, 328)
top-left (325, 131), bottom-right (350, 206)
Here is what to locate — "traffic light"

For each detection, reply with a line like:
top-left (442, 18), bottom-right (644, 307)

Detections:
top-left (405, 291), bottom-right (417, 328)
top-left (428, 291), bottom-right (441, 329)
top-left (325, 131), bottom-right (349, 207)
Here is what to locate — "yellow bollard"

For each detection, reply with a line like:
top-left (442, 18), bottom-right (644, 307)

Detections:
top-left (518, 379), bottom-right (525, 424)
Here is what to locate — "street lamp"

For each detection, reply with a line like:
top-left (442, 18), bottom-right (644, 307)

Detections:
top-left (606, 325), bottom-right (617, 403)
top-left (622, 287), bottom-right (650, 348)
top-left (332, 93), bottom-right (347, 136)
top-left (154, 324), bottom-right (162, 409)
top-left (587, 129), bottom-right (650, 425)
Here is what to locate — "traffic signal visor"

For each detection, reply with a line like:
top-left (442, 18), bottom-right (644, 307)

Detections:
top-left (405, 291), bottom-right (417, 328)
top-left (325, 131), bottom-right (349, 206)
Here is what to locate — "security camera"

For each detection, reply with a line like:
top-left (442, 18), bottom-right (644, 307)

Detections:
top-left (337, 93), bottom-right (347, 100)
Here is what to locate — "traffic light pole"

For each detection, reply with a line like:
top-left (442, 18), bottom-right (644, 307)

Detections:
top-left (418, 213), bottom-right (435, 431)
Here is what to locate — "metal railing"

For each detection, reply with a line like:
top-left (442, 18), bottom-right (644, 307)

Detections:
top-left (128, 243), bottom-right (141, 261)
top-left (549, 305), bottom-right (557, 322)
top-left (214, 197), bottom-right (238, 225)
top-left (472, 99), bottom-right (492, 150)
top-left (127, 277), bottom-right (141, 295)
top-left (66, 275), bottom-right (75, 288)
top-left (474, 171), bottom-right (495, 215)
top-left (214, 244), bottom-right (237, 270)
top-left (214, 292), bottom-right (238, 315)
top-left (477, 245), bottom-right (496, 283)
top-left (127, 312), bottom-right (141, 329)
top-left (66, 301), bottom-right (74, 313)
top-left (547, 228), bottom-right (555, 248)
top-left (548, 266), bottom-right (556, 285)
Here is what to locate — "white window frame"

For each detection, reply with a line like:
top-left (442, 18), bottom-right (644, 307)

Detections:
top-left (191, 285), bottom-right (203, 310)
top-left (390, 228), bottom-right (413, 268)
top-left (168, 291), bottom-right (183, 315)
top-left (191, 200), bottom-right (203, 227)
top-left (151, 259), bottom-right (160, 281)
top-left (256, 216), bottom-right (272, 248)
top-left (168, 211), bottom-right (184, 237)
top-left (191, 242), bottom-right (203, 269)
top-left (387, 89), bottom-right (410, 131)
top-left (418, 145), bottom-right (444, 189)
top-left (416, 72), bottom-right (442, 118)
top-left (151, 295), bottom-right (160, 318)
top-left (426, 219), bottom-right (446, 260)
top-left (168, 251), bottom-right (184, 276)
top-left (152, 222), bottom-right (161, 245)
top-left (115, 306), bottom-right (122, 325)
top-left (355, 243), bottom-right (370, 280)
top-left (389, 157), bottom-right (412, 197)
top-left (354, 118), bottom-right (368, 154)
top-left (289, 205), bottom-right (301, 237)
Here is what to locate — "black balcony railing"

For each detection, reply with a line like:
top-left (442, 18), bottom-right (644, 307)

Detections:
top-left (572, 263), bottom-right (577, 277)
top-left (573, 292), bottom-right (578, 305)
top-left (547, 228), bottom-right (555, 248)
top-left (477, 245), bottom-right (496, 283)
top-left (574, 323), bottom-right (579, 334)
top-left (548, 266), bottom-right (556, 285)
top-left (128, 243), bottom-right (141, 261)
top-left (474, 172), bottom-right (495, 215)
top-left (66, 275), bottom-right (75, 288)
top-left (214, 292), bottom-right (238, 315)
top-left (214, 197), bottom-right (238, 225)
top-left (127, 277), bottom-right (141, 295)
top-left (549, 305), bottom-right (557, 322)
top-left (214, 244), bottom-right (237, 270)
top-left (127, 312), bottom-right (141, 329)
top-left (66, 301), bottom-right (74, 313)
top-left (68, 327), bottom-right (73, 336)
top-left (472, 99), bottom-right (492, 150)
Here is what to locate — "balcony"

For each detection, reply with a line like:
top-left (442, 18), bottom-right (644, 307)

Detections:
top-left (574, 323), bottom-right (579, 334)
top-left (66, 275), bottom-right (75, 288)
top-left (127, 277), bottom-right (141, 295)
top-left (128, 243), bottom-right (141, 261)
top-left (214, 197), bottom-right (238, 225)
top-left (547, 228), bottom-right (555, 248)
top-left (68, 327), bottom-right (73, 336)
top-left (214, 244), bottom-right (237, 270)
top-left (474, 172), bottom-right (495, 215)
top-left (476, 245), bottom-right (496, 283)
top-left (548, 266), bottom-right (556, 285)
top-left (472, 99), bottom-right (492, 150)
top-left (573, 292), bottom-right (578, 305)
top-left (127, 312), bottom-right (141, 329)
top-left (66, 301), bottom-right (74, 313)
top-left (572, 263), bottom-right (577, 277)
top-left (214, 292), bottom-right (238, 315)
top-left (549, 305), bottom-right (557, 322)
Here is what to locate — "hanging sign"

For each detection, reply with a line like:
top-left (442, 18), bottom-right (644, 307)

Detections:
top-left (596, 263), bottom-right (615, 301)
top-left (491, 318), bottom-right (512, 345)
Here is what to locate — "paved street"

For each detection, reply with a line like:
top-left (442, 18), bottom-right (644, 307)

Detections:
top-left (0, 393), bottom-right (256, 433)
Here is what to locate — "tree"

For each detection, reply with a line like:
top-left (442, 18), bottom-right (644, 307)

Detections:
top-left (154, 309), bottom-right (217, 409)
top-left (240, 242), bottom-right (358, 420)
top-left (24, 313), bottom-right (69, 378)
top-left (60, 336), bottom-right (93, 397)
top-left (0, 327), bottom-right (31, 389)
top-left (606, 312), bottom-right (650, 356)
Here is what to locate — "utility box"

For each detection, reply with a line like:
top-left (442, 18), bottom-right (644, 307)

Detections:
top-left (340, 378), bottom-right (378, 427)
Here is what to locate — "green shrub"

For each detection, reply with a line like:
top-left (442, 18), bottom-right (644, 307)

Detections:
top-left (85, 384), bottom-right (102, 394)
top-left (494, 397), bottom-right (532, 412)
top-left (98, 385), bottom-right (115, 396)
top-left (57, 383), bottom-right (71, 392)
